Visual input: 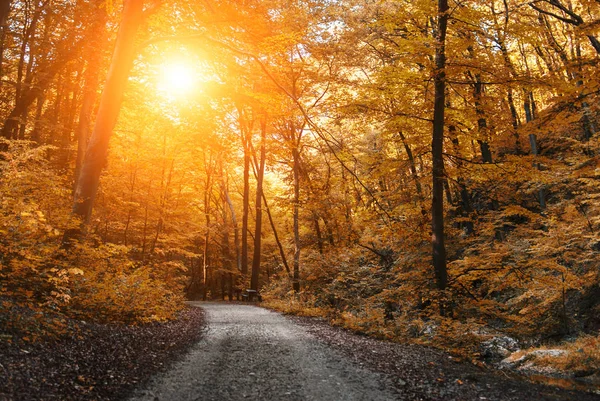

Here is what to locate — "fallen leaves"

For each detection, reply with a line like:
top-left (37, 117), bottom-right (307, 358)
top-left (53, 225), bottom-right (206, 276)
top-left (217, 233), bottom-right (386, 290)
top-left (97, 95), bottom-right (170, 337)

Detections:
top-left (0, 306), bottom-right (205, 400)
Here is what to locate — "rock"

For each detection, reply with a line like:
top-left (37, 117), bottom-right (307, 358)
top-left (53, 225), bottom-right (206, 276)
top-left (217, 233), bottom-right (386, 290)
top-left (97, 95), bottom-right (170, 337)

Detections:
top-left (396, 378), bottom-right (407, 386)
top-left (501, 349), bottom-right (568, 369)
top-left (480, 336), bottom-right (520, 360)
top-left (573, 369), bottom-right (597, 378)
top-left (530, 349), bottom-right (568, 358)
top-left (420, 322), bottom-right (438, 336)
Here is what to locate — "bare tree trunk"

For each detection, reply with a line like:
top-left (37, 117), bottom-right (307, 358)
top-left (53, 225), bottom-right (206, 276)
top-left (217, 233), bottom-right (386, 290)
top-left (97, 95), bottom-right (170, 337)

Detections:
top-left (313, 213), bottom-right (324, 254)
top-left (220, 161), bottom-right (235, 300)
top-left (449, 125), bottom-right (474, 235)
top-left (141, 180), bottom-right (152, 259)
top-left (202, 156), bottom-right (214, 301)
top-left (64, 0), bottom-right (144, 245)
top-left (398, 131), bottom-right (423, 200)
top-left (292, 138), bottom-right (301, 293)
top-left (262, 191), bottom-right (291, 276)
top-left (0, 0), bottom-right (10, 78)
top-left (30, 93), bottom-right (45, 143)
top-left (431, 0), bottom-right (449, 292)
top-left (241, 127), bottom-right (250, 277)
top-left (123, 167), bottom-right (137, 245)
top-left (222, 176), bottom-right (241, 272)
top-left (250, 119), bottom-right (266, 293)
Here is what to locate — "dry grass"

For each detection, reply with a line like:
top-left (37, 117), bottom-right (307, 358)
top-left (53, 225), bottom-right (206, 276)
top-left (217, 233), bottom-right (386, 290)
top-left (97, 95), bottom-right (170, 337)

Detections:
top-left (533, 335), bottom-right (600, 373)
top-left (262, 297), bottom-right (328, 318)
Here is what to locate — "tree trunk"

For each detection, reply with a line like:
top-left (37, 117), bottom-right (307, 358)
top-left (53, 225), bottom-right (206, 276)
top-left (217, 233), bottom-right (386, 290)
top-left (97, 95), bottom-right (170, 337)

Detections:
top-left (74, 80), bottom-right (97, 184)
top-left (398, 131), bottom-right (423, 200)
top-left (202, 157), bottom-right (213, 301)
top-left (241, 126), bottom-right (250, 277)
top-left (250, 119), bottom-right (266, 293)
top-left (30, 93), bottom-right (45, 143)
top-left (141, 180), bottom-right (152, 259)
top-left (64, 0), bottom-right (144, 244)
top-left (262, 191), bottom-right (291, 276)
top-left (313, 214), bottom-right (323, 254)
top-left (222, 176), bottom-right (241, 272)
top-left (431, 0), bottom-right (449, 292)
top-left (220, 163), bottom-right (235, 299)
top-left (73, 4), bottom-right (107, 179)
top-left (292, 138), bottom-right (301, 293)
top-left (450, 126), bottom-right (474, 235)
top-left (0, 0), bottom-right (11, 34)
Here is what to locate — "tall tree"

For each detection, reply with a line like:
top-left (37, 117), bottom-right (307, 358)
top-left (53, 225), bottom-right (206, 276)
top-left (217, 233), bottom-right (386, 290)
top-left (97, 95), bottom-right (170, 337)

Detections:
top-left (66, 0), bottom-right (145, 241)
top-left (431, 0), bottom-right (449, 292)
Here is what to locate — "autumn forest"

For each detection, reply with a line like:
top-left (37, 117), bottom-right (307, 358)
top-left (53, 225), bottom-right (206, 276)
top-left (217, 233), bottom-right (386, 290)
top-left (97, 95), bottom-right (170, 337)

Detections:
top-left (1, 0), bottom-right (600, 388)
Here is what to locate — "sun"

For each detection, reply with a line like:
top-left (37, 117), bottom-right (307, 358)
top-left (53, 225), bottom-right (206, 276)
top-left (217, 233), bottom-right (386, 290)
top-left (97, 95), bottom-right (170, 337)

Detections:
top-left (157, 61), bottom-right (197, 97)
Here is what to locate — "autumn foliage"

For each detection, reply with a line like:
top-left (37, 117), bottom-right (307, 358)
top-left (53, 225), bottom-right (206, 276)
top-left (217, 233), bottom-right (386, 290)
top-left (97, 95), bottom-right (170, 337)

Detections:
top-left (0, 0), bottom-right (599, 375)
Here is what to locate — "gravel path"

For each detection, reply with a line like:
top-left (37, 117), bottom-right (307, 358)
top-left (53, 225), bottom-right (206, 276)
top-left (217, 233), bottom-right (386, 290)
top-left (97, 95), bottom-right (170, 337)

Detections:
top-left (129, 303), bottom-right (600, 401)
top-left (129, 302), bottom-right (397, 401)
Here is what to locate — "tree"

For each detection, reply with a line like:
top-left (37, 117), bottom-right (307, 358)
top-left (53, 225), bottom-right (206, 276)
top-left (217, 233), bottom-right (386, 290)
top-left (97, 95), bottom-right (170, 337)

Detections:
top-left (250, 117), bottom-right (267, 293)
top-left (431, 0), bottom-right (449, 292)
top-left (67, 0), bottom-right (145, 241)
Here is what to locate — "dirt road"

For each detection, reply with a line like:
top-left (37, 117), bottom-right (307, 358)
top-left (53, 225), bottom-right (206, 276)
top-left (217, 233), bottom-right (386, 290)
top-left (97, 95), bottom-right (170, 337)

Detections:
top-left (129, 303), bottom-right (599, 401)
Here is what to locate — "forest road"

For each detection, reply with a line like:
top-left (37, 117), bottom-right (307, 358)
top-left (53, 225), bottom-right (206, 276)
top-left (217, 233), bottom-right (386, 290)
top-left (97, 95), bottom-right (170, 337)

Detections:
top-left (129, 302), bottom-right (600, 401)
top-left (128, 302), bottom-right (398, 401)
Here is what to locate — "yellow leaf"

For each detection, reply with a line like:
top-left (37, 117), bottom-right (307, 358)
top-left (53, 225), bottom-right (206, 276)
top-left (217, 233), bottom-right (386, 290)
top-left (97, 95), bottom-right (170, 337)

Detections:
top-left (68, 268), bottom-right (84, 276)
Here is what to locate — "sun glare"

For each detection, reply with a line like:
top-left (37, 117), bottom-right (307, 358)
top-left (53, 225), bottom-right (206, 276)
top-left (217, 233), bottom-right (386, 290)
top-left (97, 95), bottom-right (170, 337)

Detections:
top-left (157, 61), bottom-right (197, 97)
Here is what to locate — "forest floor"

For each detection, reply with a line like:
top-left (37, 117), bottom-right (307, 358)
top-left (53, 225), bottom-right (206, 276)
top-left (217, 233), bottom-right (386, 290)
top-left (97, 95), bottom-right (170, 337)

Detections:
top-left (0, 306), bottom-right (205, 401)
top-left (2, 302), bottom-right (599, 400)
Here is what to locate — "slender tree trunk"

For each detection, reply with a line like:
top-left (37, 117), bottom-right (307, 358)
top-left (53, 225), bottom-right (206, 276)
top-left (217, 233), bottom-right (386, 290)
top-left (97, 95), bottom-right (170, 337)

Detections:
top-left (241, 128), bottom-right (250, 277)
top-left (150, 141), bottom-right (174, 254)
top-left (221, 177), bottom-right (234, 298)
top-left (262, 191), bottom-right (291, 276)
top-left (141, 180), bottom-right (152, 259)
top-left (222, 177), bottom-right (241, 272)
top-left (449, 125), bottom-right (474, 235)
top-left (468, 60), bottom-right (493, 164)
top-left (64, 0), bottom-right (144, 244)
top-left (292, 137), bottom-right (301, 293)
top-left (30, 93), bottom-right (45, 143)
top-left (398, 131), bottom-right (423, 200)
top-left (313, 214), bottom-right (324, 254)
top-left (250, 119), bottom-right (266, 293)
top-left (123, 167), bottom-right (137, 244)
top-left (431, 0), bottom-right (449, 292)
top-left (322, 216), bottom-right (335, 246)
top-left (202, 157), bottom-right (213, 301)
top-left (74, 81), bottom-right (97, 184)
top-left (202, 219), bottom-right (210, 300)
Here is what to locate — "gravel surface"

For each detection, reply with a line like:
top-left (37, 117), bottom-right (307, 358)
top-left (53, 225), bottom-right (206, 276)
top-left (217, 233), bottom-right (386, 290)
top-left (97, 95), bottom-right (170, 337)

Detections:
top-left (129, 302), bottom-right (398, 401)
top-left (130, 303), bottom-right (600, 401)
top-left (288, 315), bottom-right (600, 401)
